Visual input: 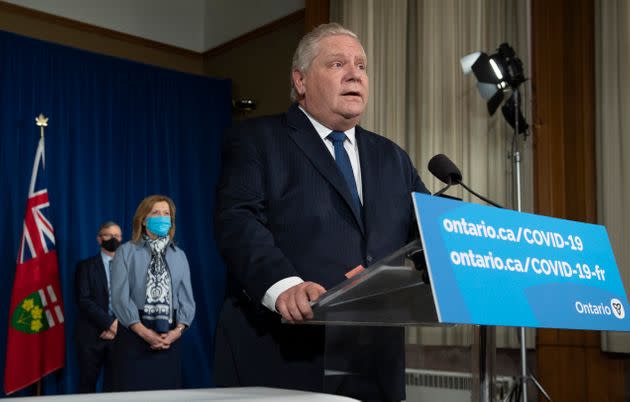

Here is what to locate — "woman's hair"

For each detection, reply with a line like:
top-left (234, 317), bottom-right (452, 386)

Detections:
top-left (131, 194), bottom-right (176, 243)
top-left (289, 23), bottom-right (361, 101)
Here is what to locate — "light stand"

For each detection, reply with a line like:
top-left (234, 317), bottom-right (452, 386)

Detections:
top-left (505, 89), bottom-right (551, 402)
top-left (461, 43), bottom-right (552, 402)
top-left (513, 88), bottom-right (528, 402)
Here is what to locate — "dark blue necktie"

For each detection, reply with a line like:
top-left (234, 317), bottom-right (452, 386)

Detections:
top-left (328, 131), bottom-right (362, 212)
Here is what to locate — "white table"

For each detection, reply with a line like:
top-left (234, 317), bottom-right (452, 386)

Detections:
top-left (13, 387), bottom-right (359, 401)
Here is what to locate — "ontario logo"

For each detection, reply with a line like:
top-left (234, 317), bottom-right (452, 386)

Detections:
top-left (574, 298), bottom-right (626, 320)
top-left (610, 298), bottom-right (625, 319)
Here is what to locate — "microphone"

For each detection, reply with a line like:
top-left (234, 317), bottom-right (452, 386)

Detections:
top-left (428, 154), bottom-right (504, 208)
top-left (428, 154), bottom-right (462, 185)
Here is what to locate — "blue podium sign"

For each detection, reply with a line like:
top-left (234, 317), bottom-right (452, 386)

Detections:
top-left (413, 192), bottom-right (630, 331)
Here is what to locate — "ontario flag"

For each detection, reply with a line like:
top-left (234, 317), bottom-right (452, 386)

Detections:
top-left (4, 135), bottom-right (65, 394)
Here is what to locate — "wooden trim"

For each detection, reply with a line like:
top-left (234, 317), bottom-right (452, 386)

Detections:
top-left (203, 9), bottom-right (305, 58)
top-left (0, 0), bottom-right (200, 58)
top-left (305, 0), bottom-right (330, 32)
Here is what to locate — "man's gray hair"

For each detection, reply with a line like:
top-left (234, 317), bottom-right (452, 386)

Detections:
top-left (98, 220), bottom-right (120, 235)
top-left (290, 23), bottom-right (361, 101)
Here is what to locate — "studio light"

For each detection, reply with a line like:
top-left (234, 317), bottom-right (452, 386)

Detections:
top-left (460, 43), bottom-right (526, 116)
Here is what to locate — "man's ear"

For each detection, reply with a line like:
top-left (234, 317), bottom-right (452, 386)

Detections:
top-left (292, 69), bottom-right (306, 97)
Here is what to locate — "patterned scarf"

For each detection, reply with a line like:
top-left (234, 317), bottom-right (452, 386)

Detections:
top-left (141, 234), bottom-right (172, 333)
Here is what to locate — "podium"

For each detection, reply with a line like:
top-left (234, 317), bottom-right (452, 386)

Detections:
top-left (309, 240), bottom-right (437, 326)
top-left (301, 240), bottom-right (495, 402)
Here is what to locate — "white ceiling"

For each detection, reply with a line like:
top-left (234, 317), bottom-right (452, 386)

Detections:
top-left (4, 0), bottom-right (305, 52)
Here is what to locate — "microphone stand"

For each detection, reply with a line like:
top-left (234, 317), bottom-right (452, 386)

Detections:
top-left (459, 181), bottom-right (504, 209)
top-left (433, 182), bottom-right (453, 197)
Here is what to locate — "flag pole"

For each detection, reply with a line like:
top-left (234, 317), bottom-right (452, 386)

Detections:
top-left (34, 113), bottom-right (47, 398)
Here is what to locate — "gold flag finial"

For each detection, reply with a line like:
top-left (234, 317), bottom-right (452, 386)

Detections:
top-left (35, 114), bottom-right (48, 138)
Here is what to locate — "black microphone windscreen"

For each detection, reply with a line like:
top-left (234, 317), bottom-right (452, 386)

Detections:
top-left (428, 154), bottom-right (463, 184)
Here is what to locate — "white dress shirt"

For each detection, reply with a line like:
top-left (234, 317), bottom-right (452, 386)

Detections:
top-left (261, 107), bottom-right (363, 312)
top-left (101, 251), bottom-right (113, 288)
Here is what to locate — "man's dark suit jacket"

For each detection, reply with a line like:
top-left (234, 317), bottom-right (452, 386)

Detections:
top-left (75, 254), bottom-right (116, 392)
top-left (214, 103), bottom-right (429, 401)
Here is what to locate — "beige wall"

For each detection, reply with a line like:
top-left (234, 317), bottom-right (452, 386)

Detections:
top-left (203, 15), bottom-right (304, 119)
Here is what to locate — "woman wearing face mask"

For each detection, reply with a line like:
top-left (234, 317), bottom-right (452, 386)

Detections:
top-left (108, 195), bottom-right (195, 392)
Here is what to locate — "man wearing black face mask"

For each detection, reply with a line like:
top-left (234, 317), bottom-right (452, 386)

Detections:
top-left (74, 221), bottom-right (122, 393)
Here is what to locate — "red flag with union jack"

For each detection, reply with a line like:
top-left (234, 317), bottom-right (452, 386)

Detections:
top-left (4, 135), bottom-right (65, 395)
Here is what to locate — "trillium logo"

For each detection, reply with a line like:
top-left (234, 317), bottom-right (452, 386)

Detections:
top-left (610, 298), bottom-right (625, 319)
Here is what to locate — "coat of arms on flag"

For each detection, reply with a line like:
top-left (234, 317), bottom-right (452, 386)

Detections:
top-left (10, 286), bottom-right (64, 334)
top-left (4, 115), bottom-right (65, 395)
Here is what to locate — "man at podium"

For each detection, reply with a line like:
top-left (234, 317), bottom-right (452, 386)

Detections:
top-left (214, 23), bottom-right (429, 402)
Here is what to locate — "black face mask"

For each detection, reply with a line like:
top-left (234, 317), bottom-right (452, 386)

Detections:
top-left (101, 238), bottom-right (121, 252)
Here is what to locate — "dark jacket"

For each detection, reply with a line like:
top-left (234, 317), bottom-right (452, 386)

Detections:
top-left (75, 253), bottom-right (115, 340)
top-left (214, 103), bottom-right (429, 401)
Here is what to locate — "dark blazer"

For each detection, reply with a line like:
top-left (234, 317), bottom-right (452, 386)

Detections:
top-left (75, 254), bottom-right (115, 341)
top-left (75, 253), bottom-right (117, 392)
top-left (214, 103), bottom-right (429, 401)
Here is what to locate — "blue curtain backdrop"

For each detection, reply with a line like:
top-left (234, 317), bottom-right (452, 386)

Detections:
top-left (0, 30), bottom-right (231, 396)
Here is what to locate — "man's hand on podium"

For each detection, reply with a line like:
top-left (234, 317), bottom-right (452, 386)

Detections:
top-left (276, 281), bottom-right (326, 323)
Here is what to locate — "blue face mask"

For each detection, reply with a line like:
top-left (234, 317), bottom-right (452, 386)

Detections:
top-left (146, 216), bottom-right (171, 237)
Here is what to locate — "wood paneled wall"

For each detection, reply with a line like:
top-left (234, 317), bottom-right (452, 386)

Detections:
top-left (203, 12), bottom-right (305, 118)
top-left (532, 0), bottom-right (626, 400)
top-left (305, 0), bottom-right (330, 32)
